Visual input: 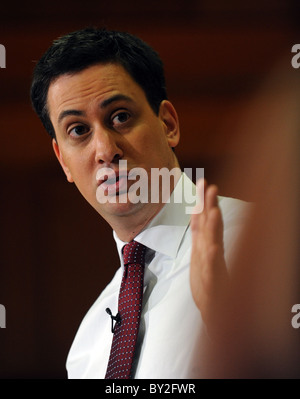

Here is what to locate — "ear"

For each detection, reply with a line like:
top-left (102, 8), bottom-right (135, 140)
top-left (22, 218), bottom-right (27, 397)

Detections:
top-left (52, 139), bottom-right (74, 183)
top-left (159, 100), bottom-right (180, 149)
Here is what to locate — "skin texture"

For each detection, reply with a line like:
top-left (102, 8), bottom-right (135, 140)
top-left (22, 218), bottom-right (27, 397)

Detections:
top-left (47, 61), bottom-right (227, 335)
top-left (48, 63), bottom-right (180, 242)
top-left (190, 179), bottom-right (229, 337)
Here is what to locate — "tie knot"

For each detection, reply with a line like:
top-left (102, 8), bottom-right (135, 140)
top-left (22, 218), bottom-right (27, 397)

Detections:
top-left (123, 240), bottom-right (146, 266)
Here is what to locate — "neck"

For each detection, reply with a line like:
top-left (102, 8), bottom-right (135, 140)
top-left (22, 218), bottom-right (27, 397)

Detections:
top-left (109, 201), bottom-right (165, 242)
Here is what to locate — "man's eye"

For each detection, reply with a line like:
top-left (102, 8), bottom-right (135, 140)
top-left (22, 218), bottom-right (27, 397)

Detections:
top-left (111, 112), bottom-right (130, 126)
top-left (69, 124), bottom-right (89, 137)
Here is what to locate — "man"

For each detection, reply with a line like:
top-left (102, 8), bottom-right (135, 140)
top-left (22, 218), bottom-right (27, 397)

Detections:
top-left (30, 27), bottom-right (248, 378)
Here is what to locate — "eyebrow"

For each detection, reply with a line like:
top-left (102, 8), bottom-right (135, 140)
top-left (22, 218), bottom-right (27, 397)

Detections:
top-left (57, 94), bottom-right (134, 125)
top-left (58, 109), bottom-right (85, 124)
top-left (100, 94), bottom-right (134, 108)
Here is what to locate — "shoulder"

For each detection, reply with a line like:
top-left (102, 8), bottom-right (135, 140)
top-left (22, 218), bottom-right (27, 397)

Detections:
top-left (218, 195), bottom-right (253, 226)
top-left (217, 196), bottom-right (254, 265)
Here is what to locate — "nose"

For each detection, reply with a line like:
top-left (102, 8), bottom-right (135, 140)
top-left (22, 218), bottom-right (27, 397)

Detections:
top-left (94, 128), bottom-right (123, 165)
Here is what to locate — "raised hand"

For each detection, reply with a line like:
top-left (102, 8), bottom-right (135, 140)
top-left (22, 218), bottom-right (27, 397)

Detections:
top-left (190, 179), bottom-right (229, 337)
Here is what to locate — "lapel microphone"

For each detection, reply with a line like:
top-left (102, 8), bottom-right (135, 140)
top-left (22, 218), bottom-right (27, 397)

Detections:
top-left (106, 308), bottom-right (121, 333)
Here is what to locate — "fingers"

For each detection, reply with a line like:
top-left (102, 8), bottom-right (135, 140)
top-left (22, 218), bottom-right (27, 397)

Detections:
top-left (191, 178), bottom-right (219, 230)
top-left (190, 178), bottom-right (228, 332)
top-left (191, 179), bottom-right (224, 262)
top-left (196, 178), bottom-right (218, 214)
top-left (206, 183), bottom-right (218, 210)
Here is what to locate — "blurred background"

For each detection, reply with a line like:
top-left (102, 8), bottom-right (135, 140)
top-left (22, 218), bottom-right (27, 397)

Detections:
top-left (0, 0), bottom-right (299, 378)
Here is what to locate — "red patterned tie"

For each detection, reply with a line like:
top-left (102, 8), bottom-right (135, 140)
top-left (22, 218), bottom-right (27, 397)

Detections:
top-left (105, 240), bottom-right (146, 379)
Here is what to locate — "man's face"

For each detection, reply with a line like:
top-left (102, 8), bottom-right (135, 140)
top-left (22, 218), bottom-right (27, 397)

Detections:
top-left (47, 63), bottom-right (180, 223)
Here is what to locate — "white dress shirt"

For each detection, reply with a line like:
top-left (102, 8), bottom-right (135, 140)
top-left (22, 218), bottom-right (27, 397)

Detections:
top-left (66, 173), bottom-right (249, 379)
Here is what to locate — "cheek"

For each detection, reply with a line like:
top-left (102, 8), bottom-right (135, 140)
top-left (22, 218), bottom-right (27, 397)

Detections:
top-left (64, 152), bottom-right (93, 186)
top-left (138, 123), bottom-right (168, 153)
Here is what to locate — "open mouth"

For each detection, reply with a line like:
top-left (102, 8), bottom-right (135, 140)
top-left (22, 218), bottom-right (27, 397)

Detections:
top-left (104, 174), bottom-right (120, 185)
top-left (96, 168), bottom-right (128, 196)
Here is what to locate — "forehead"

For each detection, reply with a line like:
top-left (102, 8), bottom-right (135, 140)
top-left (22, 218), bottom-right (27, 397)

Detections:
top-left (47, 63), bottom-right (147, 120)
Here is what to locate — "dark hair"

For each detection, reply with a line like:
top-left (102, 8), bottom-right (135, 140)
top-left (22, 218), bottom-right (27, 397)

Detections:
top-left (30, 27), bottom-right (168, 139)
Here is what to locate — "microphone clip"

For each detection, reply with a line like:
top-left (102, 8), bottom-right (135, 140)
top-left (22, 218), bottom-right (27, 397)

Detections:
top-left (106, 308), bottom-right (121, 333)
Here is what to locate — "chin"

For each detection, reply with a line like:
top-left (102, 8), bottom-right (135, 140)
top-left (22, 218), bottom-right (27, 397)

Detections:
top-left (97, 197), bottom-right (147, 218)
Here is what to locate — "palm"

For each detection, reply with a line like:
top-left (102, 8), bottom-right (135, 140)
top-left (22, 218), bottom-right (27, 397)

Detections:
top-left (190, 179), bottom-right (229, 336)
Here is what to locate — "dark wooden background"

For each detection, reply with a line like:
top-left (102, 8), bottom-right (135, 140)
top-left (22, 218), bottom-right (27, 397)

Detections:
top-left (0, 1), bottom-right (299, 378)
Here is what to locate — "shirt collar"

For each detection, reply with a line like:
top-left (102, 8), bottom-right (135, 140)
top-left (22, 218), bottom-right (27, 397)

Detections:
top-left (113, 172), bottom-right (196, 261)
